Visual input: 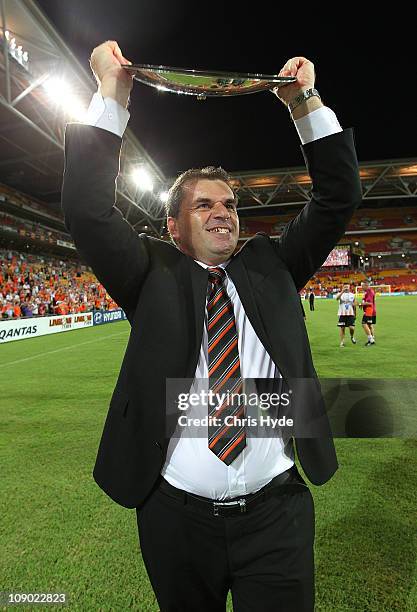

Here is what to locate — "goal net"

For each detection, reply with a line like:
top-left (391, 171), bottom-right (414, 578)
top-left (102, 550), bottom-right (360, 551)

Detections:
top-left (355, 284), bottom-right (391, 296)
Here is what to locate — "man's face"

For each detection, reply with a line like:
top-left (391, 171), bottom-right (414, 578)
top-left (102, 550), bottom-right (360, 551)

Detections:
top-left (343, 284), bottom-right (350, 292)
top-left (167, 179), bottom-right (239, 265)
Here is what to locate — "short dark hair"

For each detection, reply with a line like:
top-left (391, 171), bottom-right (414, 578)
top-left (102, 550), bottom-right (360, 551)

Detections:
top-left (165, 166), bottom-right (235, 219)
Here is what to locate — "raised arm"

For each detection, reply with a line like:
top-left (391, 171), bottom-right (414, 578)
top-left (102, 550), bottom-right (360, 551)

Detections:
top-left (61, 42), bottom-right (149, 319)
top-left (272, 57), bottom-right (363, 290)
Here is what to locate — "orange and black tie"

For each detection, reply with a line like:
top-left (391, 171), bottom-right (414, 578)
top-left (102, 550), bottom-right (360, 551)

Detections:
top-left (207, 267), bottom-right (246, 465)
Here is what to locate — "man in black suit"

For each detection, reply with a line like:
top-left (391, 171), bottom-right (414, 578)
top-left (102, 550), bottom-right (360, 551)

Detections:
top-left (61, 41), bottom-right (362, 612)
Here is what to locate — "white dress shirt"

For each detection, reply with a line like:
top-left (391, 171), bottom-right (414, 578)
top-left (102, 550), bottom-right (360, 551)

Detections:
top-left (84, 92), bottom-right (342, 500)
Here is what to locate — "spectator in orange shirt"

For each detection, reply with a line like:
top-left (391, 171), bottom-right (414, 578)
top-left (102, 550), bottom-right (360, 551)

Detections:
top-left (3, 300), bottom-right (15, 318)
top-left (55, 301), bottom-right (68, 315)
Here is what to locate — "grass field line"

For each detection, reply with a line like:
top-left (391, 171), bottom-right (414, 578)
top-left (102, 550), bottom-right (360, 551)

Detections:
top-left (0, 329), bottom-right (128, 367)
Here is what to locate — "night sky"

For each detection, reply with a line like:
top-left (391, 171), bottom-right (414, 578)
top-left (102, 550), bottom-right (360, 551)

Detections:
top-left (36, 1), bottom-right (415, 179)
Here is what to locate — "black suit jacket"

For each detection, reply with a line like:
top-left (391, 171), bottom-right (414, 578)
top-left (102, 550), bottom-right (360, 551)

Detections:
top-left (61, 124), bottom-right (362, 509)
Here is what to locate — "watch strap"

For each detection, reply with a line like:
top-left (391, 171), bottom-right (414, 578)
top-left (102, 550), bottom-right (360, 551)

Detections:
top-left (288, 88), bottom-right (321, 112)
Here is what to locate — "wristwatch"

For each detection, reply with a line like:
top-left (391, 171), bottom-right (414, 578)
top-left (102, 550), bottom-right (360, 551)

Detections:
top-left (288, 88), bottom-right (321, 113)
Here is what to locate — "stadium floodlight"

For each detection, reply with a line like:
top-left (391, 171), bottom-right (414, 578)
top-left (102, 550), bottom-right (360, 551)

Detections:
top-left (132, 167), bottom-right (154, 191)
top-left (4, 30), bottom-right (29, 70)
top-left (42, 76), bottom-right (87, 121)
top-left (159, 191), bottom-right (169, 203)
top-left (43, 76), bottom-right (71, 100)
top-left (1, 30), bottom-right (29, 69)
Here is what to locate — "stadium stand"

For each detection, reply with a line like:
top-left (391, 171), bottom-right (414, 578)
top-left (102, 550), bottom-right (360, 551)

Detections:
top-left (238, 206), bottom-right (417, 239)
top-left (0, 211), bottom-right (71, 245)
top-left (359, 233), bottom-right (417, 254)
top-left (0, 248), bottom-right (118, 320)
top-left (348, 207), bottom-right (416, 230)
top-left (1, 182), bottom-right (63, 223)
top-left (303, 264), bottom-right (417, 296)
top-left (1, 177), bottom-right (416, 316)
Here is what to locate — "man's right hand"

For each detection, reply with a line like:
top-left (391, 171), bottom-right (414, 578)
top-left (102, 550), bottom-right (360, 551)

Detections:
top-left (90, 40), bottom-right (134, 109)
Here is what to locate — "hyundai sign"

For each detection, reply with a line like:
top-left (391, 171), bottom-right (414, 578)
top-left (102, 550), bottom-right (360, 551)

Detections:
top-left (93, 308), bottom-right (127, 326)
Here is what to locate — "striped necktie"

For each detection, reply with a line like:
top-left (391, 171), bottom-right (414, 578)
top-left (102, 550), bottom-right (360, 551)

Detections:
top-left (207, 267), bottom-right (246, 465)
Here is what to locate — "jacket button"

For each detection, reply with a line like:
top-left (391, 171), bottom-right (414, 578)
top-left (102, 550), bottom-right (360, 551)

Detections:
top-left (154, 441), bottom-right (162, 450)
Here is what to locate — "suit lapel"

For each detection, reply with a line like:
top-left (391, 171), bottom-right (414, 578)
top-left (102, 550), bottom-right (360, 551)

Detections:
top-left (181, 256), bottom-right (208, 378)
top-left (227, 253), bottom-right (275, 361)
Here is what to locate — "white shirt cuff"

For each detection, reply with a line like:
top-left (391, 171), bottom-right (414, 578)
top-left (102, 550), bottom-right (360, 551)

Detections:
top-left (84, 92), bottom-right (130, 137)
top-left (293, 106), bottom-right (342, 145)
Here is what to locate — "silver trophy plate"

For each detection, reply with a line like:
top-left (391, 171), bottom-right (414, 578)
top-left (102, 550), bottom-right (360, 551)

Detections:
top-left (123, 64), bottom-right (296, 98)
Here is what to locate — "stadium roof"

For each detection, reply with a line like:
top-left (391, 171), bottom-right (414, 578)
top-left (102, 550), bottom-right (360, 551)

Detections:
top-left (229, 159), bottom-right (417, 215)
top-left (0, 0), bottom-right (166, 235)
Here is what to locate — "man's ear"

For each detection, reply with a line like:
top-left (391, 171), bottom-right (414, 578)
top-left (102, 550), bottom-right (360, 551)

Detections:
top-left (167, 216), bottom-right (179, 244)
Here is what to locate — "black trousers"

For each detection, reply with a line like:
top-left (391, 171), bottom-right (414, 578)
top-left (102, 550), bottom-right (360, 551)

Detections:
top-left (135, 471), bottom-right (315, 612)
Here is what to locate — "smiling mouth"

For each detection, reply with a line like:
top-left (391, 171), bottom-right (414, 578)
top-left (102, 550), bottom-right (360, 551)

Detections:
top-left (207, 227), bottom-right (231, 234)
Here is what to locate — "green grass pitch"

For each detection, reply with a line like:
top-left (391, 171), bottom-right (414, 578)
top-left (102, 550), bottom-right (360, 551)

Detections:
top-left (0, 297), bottom-right (416, 611)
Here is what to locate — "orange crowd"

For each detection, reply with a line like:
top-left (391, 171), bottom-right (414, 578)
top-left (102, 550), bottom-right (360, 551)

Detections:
top-left (0, 249), bottom-right (119, 320)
